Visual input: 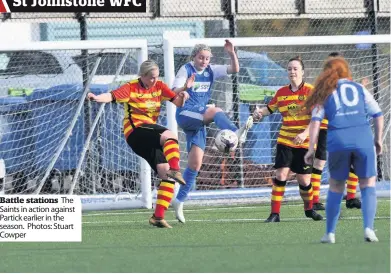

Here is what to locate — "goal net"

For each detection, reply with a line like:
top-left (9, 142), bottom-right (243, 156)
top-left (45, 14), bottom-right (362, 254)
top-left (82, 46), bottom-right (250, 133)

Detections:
top-left (163, 35), bottom-right (391, 205)
top-left (0, 39), bottom-right (152, 210)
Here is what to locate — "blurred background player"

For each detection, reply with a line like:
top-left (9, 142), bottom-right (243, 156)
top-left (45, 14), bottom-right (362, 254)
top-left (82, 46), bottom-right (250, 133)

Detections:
top-left (171, 40), bottom-right (254, 223)
top-left (304, 57), bottom-right (383, 243)
top-left (253, 56), bottom-right (323, 222)
top-left (311, 52), bottom-right (361, 211)
top-left (88, 60), bottom-right (194, 228)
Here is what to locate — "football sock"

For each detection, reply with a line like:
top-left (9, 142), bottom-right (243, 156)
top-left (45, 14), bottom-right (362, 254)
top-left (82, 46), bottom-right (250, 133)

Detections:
top-left (271, 178), bottom-right (286, 214)
top-left (176, 167), bottom-right (198, 202)
top-left (299, 183), bottom-right (314, 210)
top-left (163, 138), bottom-right (180, 170)
top-left (326, 190), bottom-right (343, 233)
top-left (311, 167), bottom-right (322, 204)
top-left (214, 112), bottom-right (238, 132)
top-left (346, 168), bottom-right (358, 200)
top-left (361, 187), bottom-right (377, 230)
top-left (155, 180), bottom-right (175, 219)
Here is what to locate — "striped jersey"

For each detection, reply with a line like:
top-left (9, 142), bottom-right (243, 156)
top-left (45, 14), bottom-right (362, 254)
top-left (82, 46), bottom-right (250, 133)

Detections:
top-left (267, 82), bottom-right (314, 148)
top-left (111, 79), bottom-right (177, 138)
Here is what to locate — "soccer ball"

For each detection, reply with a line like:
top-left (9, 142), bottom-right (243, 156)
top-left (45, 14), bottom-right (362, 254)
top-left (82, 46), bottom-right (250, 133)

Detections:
top-left (214, 129), bottom-right (238, 153)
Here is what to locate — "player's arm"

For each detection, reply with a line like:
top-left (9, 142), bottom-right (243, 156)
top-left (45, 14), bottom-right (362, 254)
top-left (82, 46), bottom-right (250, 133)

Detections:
top-left (252, 92), bottom-right (278, 121)
top-left (304, 105), bottom-right (324, 164)
top-left (87, 92), bottom-right (113, 103)
top-left (88, 83), bottom-right (131, 103)
top-left (161, 82), bottom-right (189, 108)
top-left (224, 39), bottom-right (239, 74)
top-left (172, 66), bottom-right (191, 93)
top-left (364, 88), bottom-right (384, 154)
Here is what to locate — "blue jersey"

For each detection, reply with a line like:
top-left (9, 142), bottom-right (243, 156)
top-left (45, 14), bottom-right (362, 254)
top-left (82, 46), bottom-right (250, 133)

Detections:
top-left (173, 62), bottom-right (228, 111)
top-left (311, 79), bottom-right (382, 152)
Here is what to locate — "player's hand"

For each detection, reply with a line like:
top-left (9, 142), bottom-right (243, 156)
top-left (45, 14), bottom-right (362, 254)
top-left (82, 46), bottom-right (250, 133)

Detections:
top-left (294, 132), bottom-right (308, 145)
top-left (87, 92), bottom-right (97, 101)
top-left (375, 140), bottom-right (382, 155)
top-left (304, 149), bottom-right (315, 165)
top-left (224, 39), bottom-right (235, 54)
top-left (252, 106), bottom-right (263, 121)
top-left (178, 91), bottom-right (189, 107)
top-left (185, 73), bottom-right (196, 89)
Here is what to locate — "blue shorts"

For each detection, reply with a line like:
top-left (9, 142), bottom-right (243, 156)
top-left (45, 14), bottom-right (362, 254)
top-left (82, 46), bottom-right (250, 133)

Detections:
top-left (176, 106), bottom-right (207, 152)
top-left (328, 147), bottom-right (377, 181)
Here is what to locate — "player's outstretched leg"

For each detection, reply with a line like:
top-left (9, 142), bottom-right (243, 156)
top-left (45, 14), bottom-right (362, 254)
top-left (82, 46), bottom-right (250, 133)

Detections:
top-left (236, 116), bottom-right (254, 144)
top-left (361, 186), bottom-right (378, 242)
top-left (149, 180), bottom-right (175, 228)
top-left (163, 138), bottom-right (186, 185)
top-left (172, 167), bottom-right (199, 223)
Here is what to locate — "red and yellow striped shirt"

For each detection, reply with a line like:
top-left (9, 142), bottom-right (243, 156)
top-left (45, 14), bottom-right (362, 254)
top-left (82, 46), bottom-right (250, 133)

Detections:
top-left (267, 82), bottom-right (314, 149)
top-left (111, 79), bottom-right (176, 138)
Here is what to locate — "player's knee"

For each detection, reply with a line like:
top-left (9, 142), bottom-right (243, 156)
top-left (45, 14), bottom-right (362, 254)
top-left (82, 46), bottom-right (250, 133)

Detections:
top-left (275, 169), bottom-right (289, 181)
top-left (161, 130), bottom-right (178, 143)
top-left (329, 178), bottom-right (345, 192)
top-left (313, 158), bottom-right (326, 170)
top-left (156, 163), bottom-right (170, 179)
top-left (359, 177), bottom-right (376, 189)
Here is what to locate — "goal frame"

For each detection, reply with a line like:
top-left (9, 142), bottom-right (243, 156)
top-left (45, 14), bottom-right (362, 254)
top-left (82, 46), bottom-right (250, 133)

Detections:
top-left (0, 39), bottom-right (152, 210)
top-left (163, 34), bottom-right (391, 203)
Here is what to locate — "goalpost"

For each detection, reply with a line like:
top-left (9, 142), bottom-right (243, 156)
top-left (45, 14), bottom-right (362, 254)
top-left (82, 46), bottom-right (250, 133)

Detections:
top-left (0, 39), bottom-right (152, 210)
top-left (0, 36), bottom-right (389, 210)
top-left (163, 35), bottom-right (391, 205)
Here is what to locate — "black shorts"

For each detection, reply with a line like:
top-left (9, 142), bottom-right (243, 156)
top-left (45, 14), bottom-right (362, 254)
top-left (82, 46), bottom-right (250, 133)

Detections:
top-left (274, 144), bottom-right (312, 174)
top-left (315, 129), bottom-right (327, 161)
top-left (126, 123), bottom-right (168, 174)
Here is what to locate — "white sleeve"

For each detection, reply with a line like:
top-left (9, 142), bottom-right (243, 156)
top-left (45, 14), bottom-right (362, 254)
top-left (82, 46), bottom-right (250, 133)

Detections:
top-left (363, 88), bottom-right (383, 118)
top-left (210, 65), bottom-right (228, 79)
top-left (172, 65), bottom-right (188, 89)
top-left (311, 105), bottom-right (325, 121)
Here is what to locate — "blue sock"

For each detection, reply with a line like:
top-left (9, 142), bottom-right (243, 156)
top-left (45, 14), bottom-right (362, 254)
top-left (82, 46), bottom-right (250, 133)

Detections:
top-left (361, 187), bottom-right (377, 230)
top-left (326, 190), bottom-right (344, 233)
top-left (176, 167), bottom-right (198, 202)
top-left (214, 112), bottom-right (238, 132)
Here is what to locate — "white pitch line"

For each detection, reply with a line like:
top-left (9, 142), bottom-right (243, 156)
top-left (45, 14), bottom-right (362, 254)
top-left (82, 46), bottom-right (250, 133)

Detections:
top-left (83, 204), bottom-right (303, 217)
top-left (83, 216), bottom-right (390, 225)
top-left (83, 199), bottom-right (391, 217)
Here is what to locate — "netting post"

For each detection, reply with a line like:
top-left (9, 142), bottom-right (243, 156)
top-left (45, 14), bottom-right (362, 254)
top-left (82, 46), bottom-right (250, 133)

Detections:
top-left (138, 46), bottom-right (152, 209)
top-left (367, 0), bottom-right (383, 180)
top-left (225, 0), bottom-right (245, 188)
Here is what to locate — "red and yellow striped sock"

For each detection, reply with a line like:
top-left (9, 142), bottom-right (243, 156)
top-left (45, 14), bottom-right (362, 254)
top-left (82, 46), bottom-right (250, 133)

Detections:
top-left (299, 183), bottom-right (314, 211)
top-left (311, 167), bottom-right (322, 204)
top-left (346, 168), bottom-right (358, 200)
top-left (154, 180), bottom-right (175, 219)
top-left (163, 138), bottom-right (180, 171)
top-left (271, 178), bottom-right (286, 214)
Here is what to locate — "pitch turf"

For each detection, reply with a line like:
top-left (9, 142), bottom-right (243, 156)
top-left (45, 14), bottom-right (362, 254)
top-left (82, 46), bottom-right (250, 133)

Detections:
top-left (1, 199), bottom-right (390, 273)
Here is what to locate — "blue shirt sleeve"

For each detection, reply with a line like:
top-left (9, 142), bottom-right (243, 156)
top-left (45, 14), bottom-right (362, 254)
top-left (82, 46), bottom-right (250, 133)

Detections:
top-left (311, 105), bottom-right (325, 121)
top-left (363, 88), bottom-right (383, 118)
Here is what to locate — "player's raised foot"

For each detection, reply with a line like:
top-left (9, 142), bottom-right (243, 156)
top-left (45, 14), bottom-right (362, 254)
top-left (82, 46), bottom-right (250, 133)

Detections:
top-left (364, 228), bottom-right (379, 242)
top-left (235, 116), bottom-right (254, 144)
top-left (320, 233), bottom-right (335, 244)
top-left (313, 202), bottom-right (325, 211)
top-left (172, 199), bottom-right (185, 223)
top-left (149, 215), bottom-right (172, 229)
top-left (166, 169), bottom-right (186, 185)
top-left (346, 198), bottom-right (361, 209)
top-left (265, 213), bottom-right (280, 223)
top-left (305, 209), bottom-right (323, 221)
